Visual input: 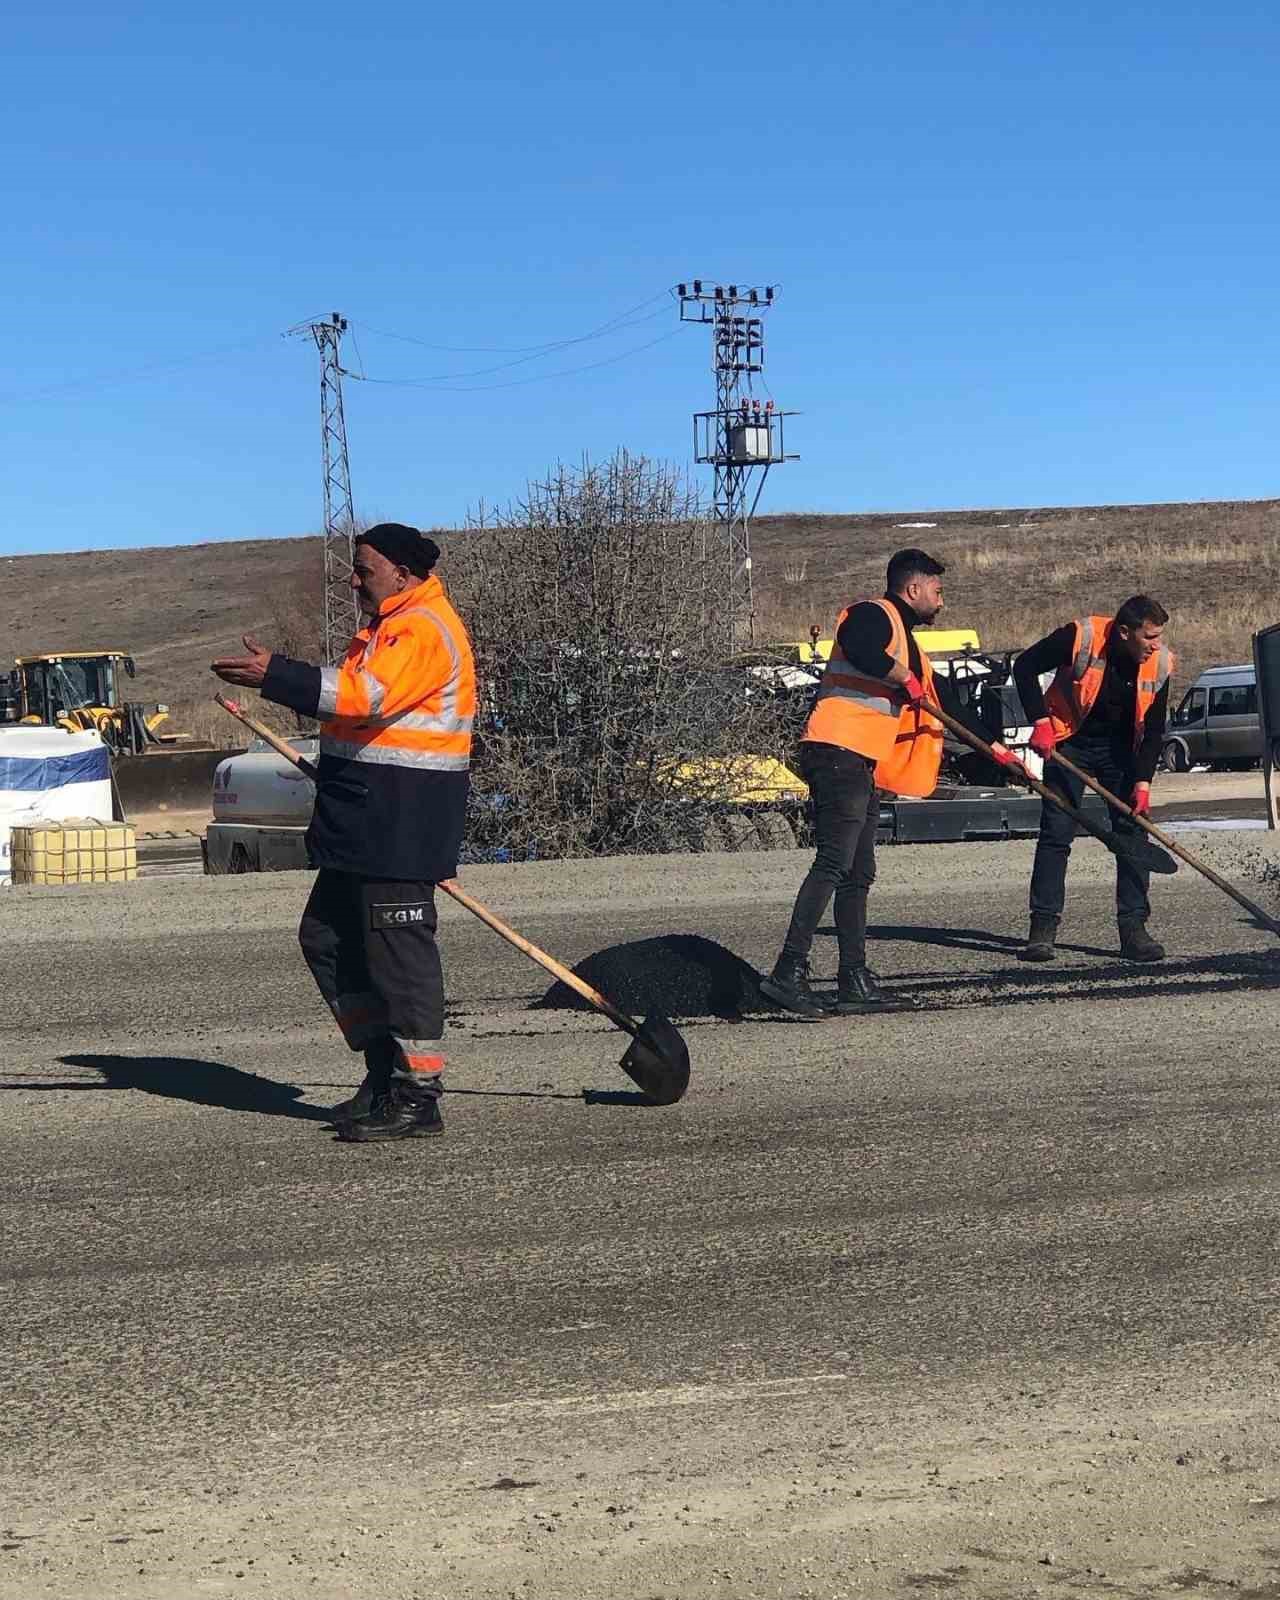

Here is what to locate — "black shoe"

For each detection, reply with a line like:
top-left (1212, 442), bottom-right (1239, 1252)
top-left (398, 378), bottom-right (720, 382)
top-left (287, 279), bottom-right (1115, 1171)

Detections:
top-left (336, 1081), bottom-right (444, 1143)
top-left (1019, 916), bottom-right (1058, 963)
top-left (759, 953), bottom-right (829, 1019)
top-left (833, 964), bottom-right (916, 1015)
top-left (1119, 923), bottom-right (1166, 962)
top-left (328, 1043), bottom-right (394, 1125)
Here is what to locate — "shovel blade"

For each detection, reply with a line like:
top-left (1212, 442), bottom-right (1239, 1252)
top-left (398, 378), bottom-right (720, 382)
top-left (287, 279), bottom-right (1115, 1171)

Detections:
top-left (1113, 835), bottom-right (1178, 875)
top-left (619, 1011), bottom-right (690, 1105)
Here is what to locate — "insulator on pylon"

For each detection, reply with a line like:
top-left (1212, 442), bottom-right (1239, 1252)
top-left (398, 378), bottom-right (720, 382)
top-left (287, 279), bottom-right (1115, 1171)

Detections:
top-left (678, 283), bottom-right (687, 297)
top-left (693, 279), bottom-right (702, 294)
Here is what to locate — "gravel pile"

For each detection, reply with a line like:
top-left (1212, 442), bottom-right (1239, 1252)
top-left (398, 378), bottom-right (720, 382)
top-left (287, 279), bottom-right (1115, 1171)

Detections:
top-left (535, 933), bottom-right (764, 1020)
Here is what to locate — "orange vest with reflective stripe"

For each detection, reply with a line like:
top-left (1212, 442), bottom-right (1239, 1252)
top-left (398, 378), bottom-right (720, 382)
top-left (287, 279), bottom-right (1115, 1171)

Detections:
top-left (315, 575), bottom-right (476, 772)
top-left (1044, 614), bottom-right (1174, 749)
top-left (802, 599), bottom-right (944, 797)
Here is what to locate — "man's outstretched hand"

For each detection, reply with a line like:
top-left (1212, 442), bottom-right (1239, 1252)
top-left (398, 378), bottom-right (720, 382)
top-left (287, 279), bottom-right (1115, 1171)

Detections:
top-left (211, 634), bottom-right (272, 690)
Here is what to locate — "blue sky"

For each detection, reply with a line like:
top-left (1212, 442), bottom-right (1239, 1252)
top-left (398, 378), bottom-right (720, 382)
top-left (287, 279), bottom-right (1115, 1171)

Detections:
top-left (5, 0), bottom-right (1279, 554)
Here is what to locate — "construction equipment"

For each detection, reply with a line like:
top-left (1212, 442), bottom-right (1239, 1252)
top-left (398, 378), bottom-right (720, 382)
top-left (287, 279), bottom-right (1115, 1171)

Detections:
top-left (214, 694), bottom-right (691, 1105)
top-left (2, 652), bottom-right (187, 754)
top-left (1050, 748), bottom-right (1280, 937)
top-left (923, 695), bottom-right (1178, 877)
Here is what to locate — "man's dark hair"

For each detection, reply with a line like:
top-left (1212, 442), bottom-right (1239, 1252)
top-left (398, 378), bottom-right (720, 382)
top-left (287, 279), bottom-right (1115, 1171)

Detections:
top-left (1114, 594), bottom-right (1169, 629)
top-left (887, 547), bottom-right (946, 593)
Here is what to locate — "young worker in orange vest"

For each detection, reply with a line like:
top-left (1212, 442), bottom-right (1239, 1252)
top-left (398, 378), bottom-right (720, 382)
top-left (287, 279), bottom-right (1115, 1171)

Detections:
top-left (213, 524), bottom-right (476, 1143)
top-left (761, 548), bottom-right (946, 1018)
top-left (1010, 595), bottom-right (1173, 963)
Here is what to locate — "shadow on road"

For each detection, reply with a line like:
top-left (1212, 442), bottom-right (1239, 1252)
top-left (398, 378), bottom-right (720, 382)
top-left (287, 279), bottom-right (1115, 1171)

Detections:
top-left (892, 948), bottom-right (1280, 1010)
top-left (860, 922), bottom-right (1116, 959)
top-left (53, 1054), bottom-right (332, 1122)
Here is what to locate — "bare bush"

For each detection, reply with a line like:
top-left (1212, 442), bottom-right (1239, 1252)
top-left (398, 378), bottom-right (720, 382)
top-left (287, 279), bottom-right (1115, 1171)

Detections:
top-left (445, 453), bottom-right (801, 860)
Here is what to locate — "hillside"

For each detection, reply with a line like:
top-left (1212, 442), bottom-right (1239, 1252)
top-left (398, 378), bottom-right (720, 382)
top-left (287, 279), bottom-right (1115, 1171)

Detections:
top-left (5, 498), bottom-right (1278, 742)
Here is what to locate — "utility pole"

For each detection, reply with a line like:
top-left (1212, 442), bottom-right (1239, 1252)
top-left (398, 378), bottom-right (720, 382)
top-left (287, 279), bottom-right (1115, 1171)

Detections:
top-left (289, 312), bottom-right (359, 664)
top-left (677, 281), bottom-right (795, 648)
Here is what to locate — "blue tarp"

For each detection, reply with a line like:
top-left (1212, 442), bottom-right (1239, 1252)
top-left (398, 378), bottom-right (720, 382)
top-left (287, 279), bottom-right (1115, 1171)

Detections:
top-left (0, 747), bottom-right (111, 792)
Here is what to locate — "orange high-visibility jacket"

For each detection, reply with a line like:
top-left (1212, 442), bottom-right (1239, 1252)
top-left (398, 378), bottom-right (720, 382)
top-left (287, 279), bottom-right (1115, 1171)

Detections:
top-left (316, 575), bottom-right (476, 773)
top-left (1044, 614), bottom-right (1174, 749)
top-left (803, 598), bottom-right (944, 797)
top-left (261, 574), bottom-right (475, 880)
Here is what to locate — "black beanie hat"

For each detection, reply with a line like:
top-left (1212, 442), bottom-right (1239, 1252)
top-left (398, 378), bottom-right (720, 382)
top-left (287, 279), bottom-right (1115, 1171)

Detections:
top-left (355, 523), bottom-right (440, 578)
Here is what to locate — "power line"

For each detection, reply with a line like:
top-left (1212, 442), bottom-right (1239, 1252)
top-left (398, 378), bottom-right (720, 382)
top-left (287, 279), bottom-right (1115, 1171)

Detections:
top-left (0, 332), bottom-right (281, 408)
top-left (350, 287), bottom-right (674, 359)
top-left (353, 329), bottom-right (679, 394)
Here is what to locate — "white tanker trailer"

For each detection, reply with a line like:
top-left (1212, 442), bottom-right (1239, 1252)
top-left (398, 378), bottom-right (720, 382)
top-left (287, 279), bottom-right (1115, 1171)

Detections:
top-left (202, 737), bottom-right (316, 874)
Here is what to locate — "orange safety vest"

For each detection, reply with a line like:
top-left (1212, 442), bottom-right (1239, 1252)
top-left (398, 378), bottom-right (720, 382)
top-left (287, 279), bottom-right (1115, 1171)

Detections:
top-left (315, 575), bottom-right (476, 772)
top-left (803, 598), bottom-right (944, 797)
top-left (1044, 614), bottom-right (1174, 749)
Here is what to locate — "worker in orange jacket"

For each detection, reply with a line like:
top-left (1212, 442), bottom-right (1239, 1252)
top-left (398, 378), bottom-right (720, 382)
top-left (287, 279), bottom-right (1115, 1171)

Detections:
top-left (1011, 595), bottom-right (1173, 962)
top-left (213, 524), bottom-right (476, 1143)
top-left (761, 548), bottom-right (946, 1018)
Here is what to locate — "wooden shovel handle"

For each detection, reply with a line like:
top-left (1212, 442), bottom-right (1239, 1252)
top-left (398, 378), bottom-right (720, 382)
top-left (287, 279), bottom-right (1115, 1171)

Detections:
top-left (213, 693), bottom-right (642, 1034)
top-left (1049, 749), bottom-right (1280, 936)
top-left (214, 693), bottom-right (319, 779)
top-left (434, 878), bottom-right (640, 1037)
top-left (921, 695), bottom-right (1139, 858)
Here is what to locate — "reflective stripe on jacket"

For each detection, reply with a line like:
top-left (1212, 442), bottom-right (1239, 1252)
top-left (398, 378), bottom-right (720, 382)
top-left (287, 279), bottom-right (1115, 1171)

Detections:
top-left (1044, 614), bottom-right (1174, 750)
top-left (316, 576), bottom-right (475, 772)
top-left (802, 598), bottom-right (943, 797)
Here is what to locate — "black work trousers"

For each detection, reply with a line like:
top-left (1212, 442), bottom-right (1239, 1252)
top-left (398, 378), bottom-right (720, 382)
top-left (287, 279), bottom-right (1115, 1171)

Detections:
top-left (1029, 739), bottom-right (1150, 928)
top-left (299, 869), bottom-right (445, 1090)
top-left (781, 741), bottom-right (879, 969)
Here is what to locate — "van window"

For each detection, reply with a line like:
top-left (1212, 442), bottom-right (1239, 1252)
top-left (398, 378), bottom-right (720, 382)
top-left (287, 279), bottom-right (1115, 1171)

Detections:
top-left (1209, 683), bottom-right (1257, 717)
top-left (1175, 688), bottom-right (1206, 725)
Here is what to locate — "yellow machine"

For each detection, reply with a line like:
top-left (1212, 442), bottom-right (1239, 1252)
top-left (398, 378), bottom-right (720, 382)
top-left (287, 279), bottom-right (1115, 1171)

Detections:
top-left (776, 625), bottom-right (982, 664)
top-left (3, 652), bottom-right (175, 752)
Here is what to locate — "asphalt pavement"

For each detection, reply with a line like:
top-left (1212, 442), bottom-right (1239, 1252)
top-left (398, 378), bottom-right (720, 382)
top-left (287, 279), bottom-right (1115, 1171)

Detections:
top-left (4, 841), bottom-right (1280, 1600)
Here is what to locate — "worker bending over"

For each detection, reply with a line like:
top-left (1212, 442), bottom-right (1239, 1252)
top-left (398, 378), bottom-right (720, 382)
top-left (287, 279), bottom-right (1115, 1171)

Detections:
top-left (761, 548), bottom-right (946, 1018)
top-left (1013, 595), bottom-right (1172, 963)
top-left (213, 523), bottom-right (475, 1143)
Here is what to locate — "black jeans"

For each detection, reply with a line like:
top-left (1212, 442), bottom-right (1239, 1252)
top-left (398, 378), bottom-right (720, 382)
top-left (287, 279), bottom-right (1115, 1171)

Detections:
top-left (299, 870), bottom-right (446, 1092)
top-left (782, 742), bottom-right (879, 968)
top-left (1029, 739), bottom-right (1150, 928)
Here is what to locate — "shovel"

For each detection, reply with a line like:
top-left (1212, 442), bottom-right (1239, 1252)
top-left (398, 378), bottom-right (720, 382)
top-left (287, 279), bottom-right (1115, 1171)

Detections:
top-left (213, 693), bottom-right (691, 1105)
top-left (1050, 747), bottom-right (1280, 937)
top-left (921, 696), bottom-right (1177, 876)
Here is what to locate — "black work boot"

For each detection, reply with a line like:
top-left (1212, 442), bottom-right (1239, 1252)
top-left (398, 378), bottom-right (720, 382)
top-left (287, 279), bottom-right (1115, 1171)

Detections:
top-left (1020, 916), bottom-right (1058, 963)
top-left (1119, 921), bottom-right (1166, 962)
top-left (759, 953), bottom-right (829, 1019)
top-left (833, 965), bottom-right (916, 1015)
top-left (328, 1041), bottom-right (394, 1125)
top-left (337, 1075), bottom-right (444, 1143)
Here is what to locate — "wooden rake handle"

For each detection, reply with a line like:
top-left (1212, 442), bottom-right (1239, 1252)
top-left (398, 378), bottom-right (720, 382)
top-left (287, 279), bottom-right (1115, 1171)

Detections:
top-left (211, 693), bottom-right (642, 1035)
top-left (1049, 748), bottom-right (1280, 938)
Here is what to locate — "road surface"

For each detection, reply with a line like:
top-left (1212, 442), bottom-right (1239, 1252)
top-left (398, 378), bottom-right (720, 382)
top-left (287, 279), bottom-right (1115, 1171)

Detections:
top-left (3, 839), bottom-right (1280, 1600)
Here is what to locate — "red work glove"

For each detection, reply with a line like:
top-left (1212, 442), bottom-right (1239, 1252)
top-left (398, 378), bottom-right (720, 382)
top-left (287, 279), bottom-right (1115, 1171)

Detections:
top-left (990, 742), bottom-right (1024, 772)
top-left (1130, 784), bottom-right (1151, 817)
top-left (900, 671), bottom-right (925, 705)
top-left (1029, 718), bottom-right (1057, 759)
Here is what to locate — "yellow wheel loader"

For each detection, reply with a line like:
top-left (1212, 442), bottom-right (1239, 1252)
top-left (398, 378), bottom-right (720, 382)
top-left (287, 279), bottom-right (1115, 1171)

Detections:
top-left (2, 652), bottom-right (181, 754)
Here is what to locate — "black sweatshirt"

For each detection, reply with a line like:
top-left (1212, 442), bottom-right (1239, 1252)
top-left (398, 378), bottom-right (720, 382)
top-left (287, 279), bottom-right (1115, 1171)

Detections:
top-left (1013, 623), bottom-right (1170, 784)
top-left (835, 594), bottom-right (923, 679)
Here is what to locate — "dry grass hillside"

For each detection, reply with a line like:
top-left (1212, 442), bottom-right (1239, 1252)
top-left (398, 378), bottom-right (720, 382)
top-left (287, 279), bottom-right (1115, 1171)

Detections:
top-left (5, 497), bottom-right (1278, 742)
top-left (749, 498), bottom-right (1280, 686)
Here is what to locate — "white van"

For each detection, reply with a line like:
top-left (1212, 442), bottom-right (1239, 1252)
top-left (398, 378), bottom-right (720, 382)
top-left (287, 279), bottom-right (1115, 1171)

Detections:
top-left (1163, 664), bottom-right (1261, 772)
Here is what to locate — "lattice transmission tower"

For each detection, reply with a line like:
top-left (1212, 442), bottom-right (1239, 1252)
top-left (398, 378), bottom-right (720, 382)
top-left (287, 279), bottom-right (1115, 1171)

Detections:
top-left (677, 281), bottom-right (795, 647)
top-left (289, 312), bottom-right (359, 664)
